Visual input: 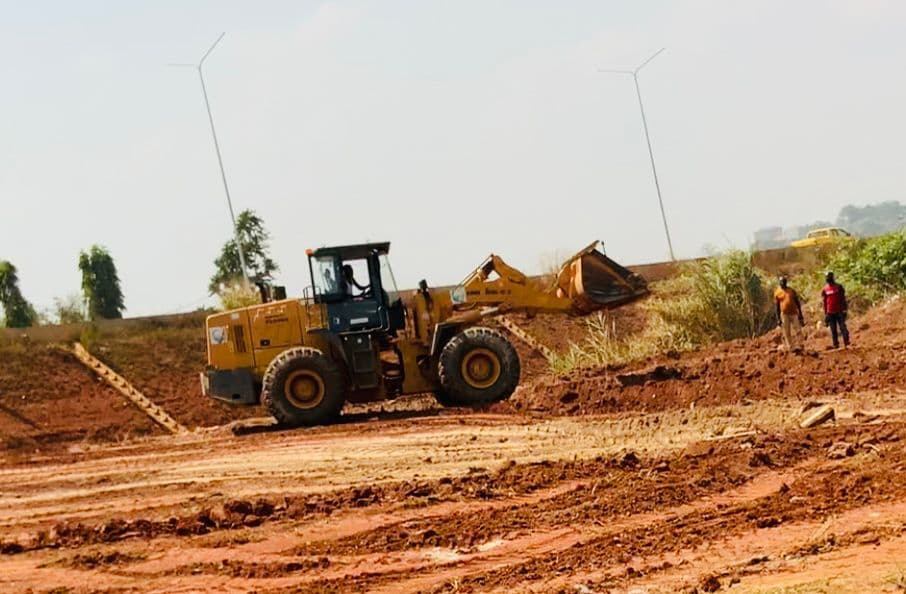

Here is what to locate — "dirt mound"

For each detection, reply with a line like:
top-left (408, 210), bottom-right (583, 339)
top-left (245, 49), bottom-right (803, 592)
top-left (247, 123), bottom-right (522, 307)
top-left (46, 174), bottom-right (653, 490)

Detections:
top-left (499, 302), bottom-right (649, 380)
top-left (94, 327), bottom-right (260, 428)
top-left (0, 344), bottom-right (162, 456)
top-left (503, 300), bottom-right (906, 416)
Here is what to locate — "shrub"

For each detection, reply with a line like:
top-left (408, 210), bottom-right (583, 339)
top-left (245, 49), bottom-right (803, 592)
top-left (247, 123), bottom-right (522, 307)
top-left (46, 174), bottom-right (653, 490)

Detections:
top-left (54, 294), bottom-right (89, 325)
top-left (79, 323), bottom-right (100, 351)
top-left (551, 250), bottom-right (774, 373)
top-left (549, 311), bottom-right (660, 374)
top-left (651, 249), bottom-right (774, 347)
top-left (824, 231), bottom-right (906, 307)
top-left (218, 284), bottom-right (261, 310)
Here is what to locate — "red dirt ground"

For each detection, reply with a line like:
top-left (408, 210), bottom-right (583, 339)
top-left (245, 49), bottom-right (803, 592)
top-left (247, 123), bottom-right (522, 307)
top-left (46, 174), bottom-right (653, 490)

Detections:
top-left (1, 406), bottom-right (903, 593)
top-left (2, 295), bottom-right (906, 591)
top-left (0, 344), bottom-right (163, 459)
top-left (501, 297), bottom-right (906, 418)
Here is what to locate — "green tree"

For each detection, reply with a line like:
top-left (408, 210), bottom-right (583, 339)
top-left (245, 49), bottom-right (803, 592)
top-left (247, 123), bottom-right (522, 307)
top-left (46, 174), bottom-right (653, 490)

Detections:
top-left (209, 210), bottom-right (279, 293)
top-left (836, 201), bottom-right (906, 237)
top-left (0, 261), bottom-right (37, 328)
top-left (823, 229), bottom-right (906, 307)
top-left (79, 246), bottom-right (126, 320)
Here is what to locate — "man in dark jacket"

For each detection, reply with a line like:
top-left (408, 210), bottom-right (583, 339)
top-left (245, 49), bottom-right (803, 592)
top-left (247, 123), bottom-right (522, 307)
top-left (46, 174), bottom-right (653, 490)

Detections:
top-left (821, 271), bottom-right (850, 348)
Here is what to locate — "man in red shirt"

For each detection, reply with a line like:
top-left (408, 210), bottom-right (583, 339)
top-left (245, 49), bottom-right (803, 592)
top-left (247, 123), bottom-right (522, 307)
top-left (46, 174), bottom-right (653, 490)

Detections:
top-left (821, 271), bottom-right (850, 348)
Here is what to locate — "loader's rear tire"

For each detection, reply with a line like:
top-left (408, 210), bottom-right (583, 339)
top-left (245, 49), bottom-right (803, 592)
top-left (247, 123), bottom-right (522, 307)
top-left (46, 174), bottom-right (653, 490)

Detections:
top-left (436, 327), bottom-right (520, 407)
top-left (262, 347), bottom-right (346, 427)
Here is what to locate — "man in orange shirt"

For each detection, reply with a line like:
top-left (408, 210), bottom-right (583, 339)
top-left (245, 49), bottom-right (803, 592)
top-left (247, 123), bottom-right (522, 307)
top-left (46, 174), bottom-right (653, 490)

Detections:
top-left (774, 276), bottom-right (805, 352)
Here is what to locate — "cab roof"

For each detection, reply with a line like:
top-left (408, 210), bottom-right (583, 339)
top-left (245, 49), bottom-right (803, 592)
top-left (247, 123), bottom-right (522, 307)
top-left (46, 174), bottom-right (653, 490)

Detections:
top-left (310, 242), bottom-right (391, 260)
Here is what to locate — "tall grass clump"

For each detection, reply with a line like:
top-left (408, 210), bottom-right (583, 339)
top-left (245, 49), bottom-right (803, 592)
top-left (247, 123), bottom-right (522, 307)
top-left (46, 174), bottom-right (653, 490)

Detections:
top-left (551, 250), bottom-right (774, 373)
top-left (650, 249), bottom-right (775, 348)
top-left (218, 284), bottom-right (262, 310)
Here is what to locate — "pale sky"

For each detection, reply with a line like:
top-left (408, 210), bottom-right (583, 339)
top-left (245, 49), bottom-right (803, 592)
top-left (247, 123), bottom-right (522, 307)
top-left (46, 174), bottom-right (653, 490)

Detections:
top-left (3, 1), bottom-right (905, 317)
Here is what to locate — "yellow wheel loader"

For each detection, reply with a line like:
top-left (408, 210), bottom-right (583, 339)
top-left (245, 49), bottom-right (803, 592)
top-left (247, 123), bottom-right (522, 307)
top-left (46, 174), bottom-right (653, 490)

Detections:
top-left (202, 241), bottom-right (648, 426)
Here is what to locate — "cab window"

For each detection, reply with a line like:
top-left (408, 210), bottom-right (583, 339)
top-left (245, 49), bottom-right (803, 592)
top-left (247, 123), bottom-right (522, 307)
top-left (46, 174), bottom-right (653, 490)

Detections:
top-left (312, 255), bottom-right (341, 298)
top-left (379, 254), bottom-right (400, 303)
top-left (340, 258), bottom-right (372, 298)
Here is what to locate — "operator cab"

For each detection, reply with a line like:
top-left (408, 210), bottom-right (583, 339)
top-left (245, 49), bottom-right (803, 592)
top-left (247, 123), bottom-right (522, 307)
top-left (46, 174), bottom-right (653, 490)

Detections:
top-left (307, 242), bottom-right (406, 335)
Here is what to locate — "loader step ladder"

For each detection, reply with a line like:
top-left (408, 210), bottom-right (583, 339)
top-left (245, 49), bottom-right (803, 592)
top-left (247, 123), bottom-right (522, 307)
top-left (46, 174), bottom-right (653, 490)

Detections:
top-left (498, 316), bottom-right (555, 361)
top-left (70, 342), bottom-right (188, 435)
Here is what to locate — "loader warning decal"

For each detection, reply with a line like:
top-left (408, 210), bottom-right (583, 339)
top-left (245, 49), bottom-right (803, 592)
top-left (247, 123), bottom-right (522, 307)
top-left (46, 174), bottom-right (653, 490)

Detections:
top-left (209, 326), bottom-right (229, 345)
top-left (450, 286), bottom-right (467, 304)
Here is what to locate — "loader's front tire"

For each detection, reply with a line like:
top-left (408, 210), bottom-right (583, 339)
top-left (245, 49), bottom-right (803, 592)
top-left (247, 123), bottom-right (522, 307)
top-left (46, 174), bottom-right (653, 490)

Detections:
top-left (262, 347), bottom-right (346, 426)
top-left (436, 327), bottom-right (520, 406)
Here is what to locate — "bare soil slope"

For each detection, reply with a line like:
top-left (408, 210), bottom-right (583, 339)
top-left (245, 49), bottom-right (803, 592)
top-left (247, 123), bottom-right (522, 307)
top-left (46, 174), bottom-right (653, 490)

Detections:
top-left (94, 327), bottom-right (261, 428)
top-left (0, 344), bottom-right (162, 459)
top-left (503, 297), bottom-right (906, 417)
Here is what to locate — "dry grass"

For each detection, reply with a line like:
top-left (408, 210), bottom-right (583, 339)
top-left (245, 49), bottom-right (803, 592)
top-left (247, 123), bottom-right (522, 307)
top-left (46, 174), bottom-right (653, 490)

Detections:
top-left (217, 284), bottom-right (261, 310)
top-left (551, 251), bottom-right (774, 374)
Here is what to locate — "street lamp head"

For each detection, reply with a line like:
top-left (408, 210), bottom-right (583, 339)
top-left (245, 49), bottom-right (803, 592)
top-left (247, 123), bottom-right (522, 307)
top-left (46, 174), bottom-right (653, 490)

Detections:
top-left (634, 47), bottom-right (666, 74)
top-left (199, 32), bottom-right (226, 68)
top-left (166, 32), bottom-right (226, 70)
top-left (597, 48), bottom-right (666, 76)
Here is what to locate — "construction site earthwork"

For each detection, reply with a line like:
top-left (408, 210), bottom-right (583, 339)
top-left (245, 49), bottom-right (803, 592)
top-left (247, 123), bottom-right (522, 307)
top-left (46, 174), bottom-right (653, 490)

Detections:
top-left (2, 244), bottom-right (906, 594)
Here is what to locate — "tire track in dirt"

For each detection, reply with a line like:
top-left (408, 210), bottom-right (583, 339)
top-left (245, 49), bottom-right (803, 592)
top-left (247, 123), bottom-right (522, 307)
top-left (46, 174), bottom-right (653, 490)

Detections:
top-left (24, 460), bottom-right (805, 594)
top-left (210, 420), bottom-right (903, 594)
top-left (289, 436), bottom-right (813, 560)
top-left (100, 479), bottom-right (588, 576)
top-left (606, 502), bottom-right (906, 594)
top-left (267, 459), bottom-right (806, 592)
top-left (413, 422), bottom-right (906, 594)
top-left (0, 400), bottom-right (817, 537)
top-left (2, 408), bottom-right (902, 593)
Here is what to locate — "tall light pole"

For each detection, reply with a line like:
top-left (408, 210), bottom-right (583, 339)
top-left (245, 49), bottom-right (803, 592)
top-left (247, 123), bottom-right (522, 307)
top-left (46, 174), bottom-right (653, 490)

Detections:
top-left (600, 48), bottom-right (675, 261)
top-left (170, 32), bottom-right (250, 286)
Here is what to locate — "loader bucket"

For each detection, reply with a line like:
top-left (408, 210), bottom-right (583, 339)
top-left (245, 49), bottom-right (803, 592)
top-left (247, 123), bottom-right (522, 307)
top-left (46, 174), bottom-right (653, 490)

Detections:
top-left (553, 242), bottom-right (649, 314)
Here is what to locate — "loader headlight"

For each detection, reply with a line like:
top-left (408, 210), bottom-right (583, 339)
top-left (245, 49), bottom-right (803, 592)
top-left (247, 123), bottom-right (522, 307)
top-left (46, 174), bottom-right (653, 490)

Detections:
top-left (209, 326), bottom-right (229, 345)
